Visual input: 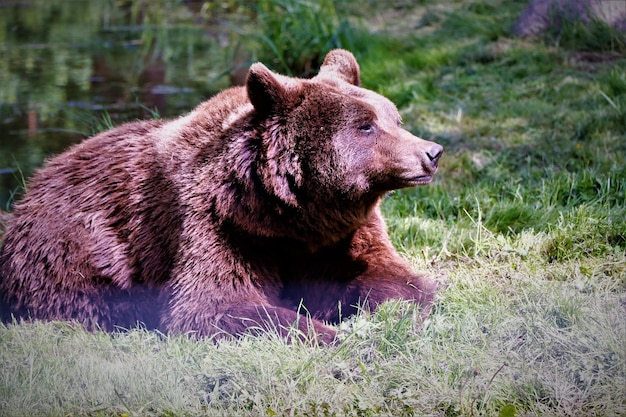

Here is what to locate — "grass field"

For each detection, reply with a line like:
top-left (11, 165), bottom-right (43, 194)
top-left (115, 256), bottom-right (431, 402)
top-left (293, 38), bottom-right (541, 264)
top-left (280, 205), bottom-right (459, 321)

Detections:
top-left (1, 0), bottom-right (625, 416)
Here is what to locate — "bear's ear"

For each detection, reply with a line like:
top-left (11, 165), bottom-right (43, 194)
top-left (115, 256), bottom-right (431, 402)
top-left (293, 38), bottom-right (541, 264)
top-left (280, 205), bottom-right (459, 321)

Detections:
top-left (246, 63), bottom-right (287, 117)
top-left (317, 49), bottom-right (361, 87)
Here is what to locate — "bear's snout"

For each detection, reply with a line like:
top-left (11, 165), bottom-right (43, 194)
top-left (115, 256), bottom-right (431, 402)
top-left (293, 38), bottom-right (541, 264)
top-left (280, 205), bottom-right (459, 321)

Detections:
top-left (383, 136), bottom-right (443, 189)
top-left (425, 143), bottom-right (443, 168)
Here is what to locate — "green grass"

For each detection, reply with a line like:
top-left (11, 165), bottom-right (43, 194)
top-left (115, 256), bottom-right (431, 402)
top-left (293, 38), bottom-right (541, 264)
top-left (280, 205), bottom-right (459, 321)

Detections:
top-left (2, 0), bottom-right (626, 416)
top-left (212, 0), bottom-right (359, 77)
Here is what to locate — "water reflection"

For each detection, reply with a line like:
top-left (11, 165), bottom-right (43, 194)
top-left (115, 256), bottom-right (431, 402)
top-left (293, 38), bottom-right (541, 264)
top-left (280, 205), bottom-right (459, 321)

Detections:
top-left (0, 0), bottom-right (233, 209)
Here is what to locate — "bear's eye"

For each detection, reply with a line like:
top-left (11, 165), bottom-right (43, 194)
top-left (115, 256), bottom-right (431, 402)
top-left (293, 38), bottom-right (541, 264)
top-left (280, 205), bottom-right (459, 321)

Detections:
top-left (358, 124), bottom-right (375, 133)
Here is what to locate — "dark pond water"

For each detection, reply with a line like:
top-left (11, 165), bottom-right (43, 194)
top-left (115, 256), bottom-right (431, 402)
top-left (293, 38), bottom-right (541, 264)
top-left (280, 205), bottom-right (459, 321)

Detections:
top-left (0, 0), bottom-right (246, 209)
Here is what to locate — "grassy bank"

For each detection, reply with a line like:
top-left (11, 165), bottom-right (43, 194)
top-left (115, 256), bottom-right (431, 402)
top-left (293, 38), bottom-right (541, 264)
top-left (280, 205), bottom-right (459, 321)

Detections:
top-left (1, 0), bottom-right (625, 416)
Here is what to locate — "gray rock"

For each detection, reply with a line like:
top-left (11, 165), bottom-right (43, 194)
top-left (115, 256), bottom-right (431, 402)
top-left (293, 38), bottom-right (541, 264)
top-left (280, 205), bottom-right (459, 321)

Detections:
top-left (513, 0), bottom-right (626, 37)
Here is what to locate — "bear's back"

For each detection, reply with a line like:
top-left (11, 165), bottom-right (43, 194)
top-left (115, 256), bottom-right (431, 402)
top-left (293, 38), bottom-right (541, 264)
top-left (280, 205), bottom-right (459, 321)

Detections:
top-left (0, 118), bottom-right (183, 322)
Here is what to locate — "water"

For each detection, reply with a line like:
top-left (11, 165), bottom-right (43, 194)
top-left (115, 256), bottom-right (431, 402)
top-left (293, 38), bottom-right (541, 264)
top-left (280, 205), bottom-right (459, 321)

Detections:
top-left (0, 0), bottom-right (241, 209)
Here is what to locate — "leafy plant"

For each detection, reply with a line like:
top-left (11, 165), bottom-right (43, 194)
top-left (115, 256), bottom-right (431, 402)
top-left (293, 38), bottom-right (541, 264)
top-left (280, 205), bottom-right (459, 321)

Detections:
top-left (227, 0), bottom-right (358, 76)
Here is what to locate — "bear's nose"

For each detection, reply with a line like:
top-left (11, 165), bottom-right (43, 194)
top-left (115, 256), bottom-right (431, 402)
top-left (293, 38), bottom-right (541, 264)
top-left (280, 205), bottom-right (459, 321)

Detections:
top-left (426, 144), bottom-right (443, 167)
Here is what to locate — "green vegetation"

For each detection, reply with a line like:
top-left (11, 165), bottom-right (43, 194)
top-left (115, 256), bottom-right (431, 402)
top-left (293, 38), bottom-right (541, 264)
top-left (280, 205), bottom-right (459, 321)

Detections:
top-left (242, 0), bottom-right (355, 76)
top-left (542, 9), bottom-right (626, 52)
top-left (200, 0), bottom-right (379, 78)
top-left (1, 0), bottom-right (625, 416)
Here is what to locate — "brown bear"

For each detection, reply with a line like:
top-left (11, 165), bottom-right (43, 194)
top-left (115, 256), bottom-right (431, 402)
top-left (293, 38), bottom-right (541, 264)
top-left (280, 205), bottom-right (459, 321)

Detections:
top-left (0, 50), bottom-right (442, 343)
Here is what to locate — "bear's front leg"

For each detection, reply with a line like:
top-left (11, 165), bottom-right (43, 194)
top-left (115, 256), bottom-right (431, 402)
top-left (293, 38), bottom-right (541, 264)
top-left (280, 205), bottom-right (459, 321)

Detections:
top-left (345, 260), bottom-right (438, 317)
top-left (216, 303), bottom-right (337, 344)
top-left (162, 288), bottom-right (336, 344)
top-left (341, 210), bottom-right (438, 319)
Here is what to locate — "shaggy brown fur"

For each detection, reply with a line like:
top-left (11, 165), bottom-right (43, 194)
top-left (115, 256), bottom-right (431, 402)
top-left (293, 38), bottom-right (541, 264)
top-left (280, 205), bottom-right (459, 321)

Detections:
top-left (0, 50), bottom-right (443, 343)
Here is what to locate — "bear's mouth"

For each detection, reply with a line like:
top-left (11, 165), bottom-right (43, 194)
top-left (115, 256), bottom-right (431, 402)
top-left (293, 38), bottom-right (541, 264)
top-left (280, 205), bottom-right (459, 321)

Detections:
top-left (406, 175), bottom-right (433, 185)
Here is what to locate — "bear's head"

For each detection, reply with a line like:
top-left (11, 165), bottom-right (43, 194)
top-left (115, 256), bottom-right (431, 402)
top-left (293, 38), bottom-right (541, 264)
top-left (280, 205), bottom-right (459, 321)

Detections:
top-left (246, 49), bottom-right (443, 239)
